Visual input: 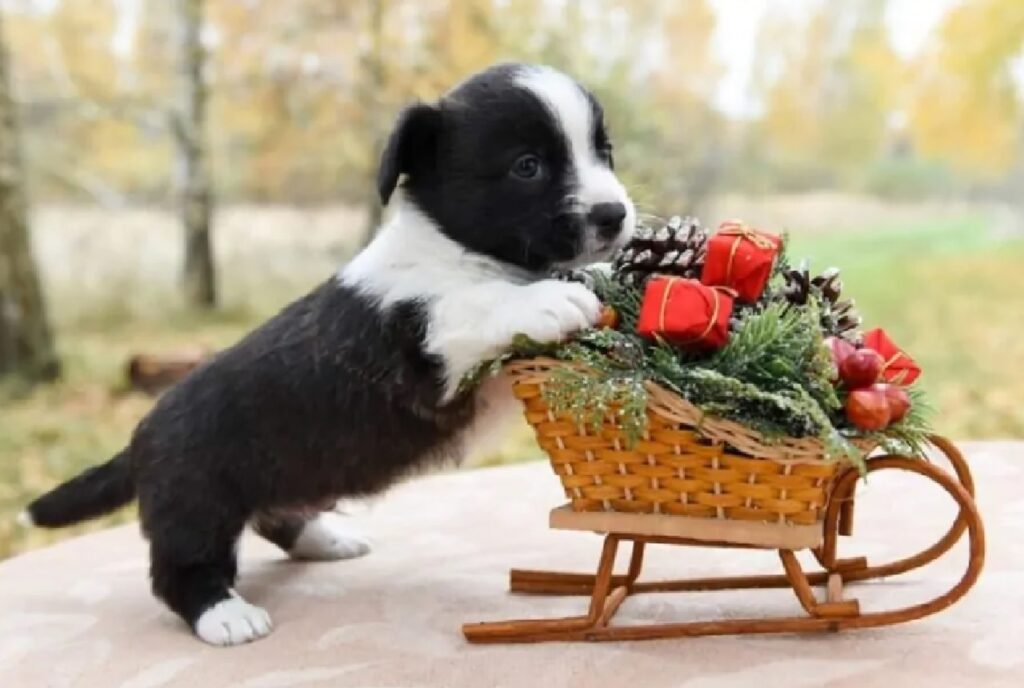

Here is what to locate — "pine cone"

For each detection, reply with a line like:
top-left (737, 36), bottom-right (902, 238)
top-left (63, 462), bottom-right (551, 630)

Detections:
top-left (781, 259), bottom-right (812, 305)
top-left (783, 262), bottom-right (862, 342)
top-left (612, 216), bottom-right (708, 287)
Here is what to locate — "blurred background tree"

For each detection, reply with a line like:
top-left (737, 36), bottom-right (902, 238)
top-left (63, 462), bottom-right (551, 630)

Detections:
top-left (0, 0), bottom-right (1022, 556)
top-left (749, 0), bottom-right (900, 191)
top-left (0, 0), bottom-right (1017, 212)
top-left (909, 0), bottom-right (1024, 211)
top-left (0, 9), bottom-right (58, 384)
top-left (175, 0), bottom-right (216, 309)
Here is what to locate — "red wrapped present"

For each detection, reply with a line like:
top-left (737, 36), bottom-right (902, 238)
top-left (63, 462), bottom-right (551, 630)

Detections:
top-left (637, 277), bottom-right (734, 350)
top-left (863, 328), bottom-right (921, 385)
top-left (701, 221), bottom-right (782, 303)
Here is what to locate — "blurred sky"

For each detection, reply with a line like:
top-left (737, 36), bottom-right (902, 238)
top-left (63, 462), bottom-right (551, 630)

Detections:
top-left (710, 0), bottom-right (958, 116)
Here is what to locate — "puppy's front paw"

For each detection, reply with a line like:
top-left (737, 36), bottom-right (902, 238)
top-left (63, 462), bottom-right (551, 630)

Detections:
top-left (195, 593), bottom-right (273, 646)
top-left (513, 280), bottom-right (602, 344)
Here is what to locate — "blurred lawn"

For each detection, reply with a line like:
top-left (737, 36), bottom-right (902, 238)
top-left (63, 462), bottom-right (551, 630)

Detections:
top-left (0, 313), bottom-right (252, 559)
top-left (2, 210), bottom-right (1022, 559)
top-left (788, 215), bottom-right (1024, 437)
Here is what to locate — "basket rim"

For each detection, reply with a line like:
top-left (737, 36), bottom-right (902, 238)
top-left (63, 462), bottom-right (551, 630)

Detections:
top-left (503, 356), bottom-right (873, 465)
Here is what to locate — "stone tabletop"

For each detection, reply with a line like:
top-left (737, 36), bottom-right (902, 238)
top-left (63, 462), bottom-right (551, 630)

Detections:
top-left (1, 442), bottom-right (1022, 688)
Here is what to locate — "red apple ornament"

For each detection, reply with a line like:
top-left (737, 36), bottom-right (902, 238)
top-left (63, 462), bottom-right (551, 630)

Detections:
top-left (846, 387), bottom-right (892, 431)
top-left (840, 349), bottom-right (885, 389)
top-left (824, 336), bottom-right (856, 382)
top-left (877, 383), bottom-right (911, 423)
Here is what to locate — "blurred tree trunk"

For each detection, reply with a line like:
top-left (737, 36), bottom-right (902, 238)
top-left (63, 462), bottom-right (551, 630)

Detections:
top-left (359, 0), bottom-right (386, 248)
top-left (1016, 123), bottom-right (1024, 226)
top-left (174, 0), bottom-right (215, 308)
top-left (0, 13), bottom-right (59, 383)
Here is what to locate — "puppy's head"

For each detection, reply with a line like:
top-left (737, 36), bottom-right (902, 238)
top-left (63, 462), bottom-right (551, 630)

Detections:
top-left (378, 64), bottom-right (635, 272)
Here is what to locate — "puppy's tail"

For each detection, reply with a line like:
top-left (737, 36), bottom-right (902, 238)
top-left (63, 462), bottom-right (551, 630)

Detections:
top-left (19, 450), bottom-right (135, 528)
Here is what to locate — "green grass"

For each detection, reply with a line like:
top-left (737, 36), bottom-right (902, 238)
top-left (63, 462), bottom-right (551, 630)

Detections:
top-left (0, 312), bottom-right (253, 559)
top-left (2, 209), bottom-right (1022, 559)
top-left (788, 214), bottom-right (1024, 438)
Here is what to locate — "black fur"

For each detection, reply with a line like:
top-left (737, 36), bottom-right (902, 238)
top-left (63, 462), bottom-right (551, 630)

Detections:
top-left (388, 64), bottom-right (615, 272)
top-left (24, 63), bottom-right (627, 638)
top-left (133, 282), bottom-right (471, 626)
top-left (252, 510), bottom-right (311, 553)
top-left (27, 450), bottom-right (134, 527)
top-left (378, 103), bottom-right (443, 206)
top-left (29, 281), bottom-right (471, 628)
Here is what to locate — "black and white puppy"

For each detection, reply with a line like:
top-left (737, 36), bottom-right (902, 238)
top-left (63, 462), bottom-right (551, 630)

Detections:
top-left (19, 64), bottom-right (635, 646)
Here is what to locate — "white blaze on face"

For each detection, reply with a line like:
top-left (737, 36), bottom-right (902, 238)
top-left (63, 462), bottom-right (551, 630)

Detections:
top-left (514, 65), bottom-right (635, 253)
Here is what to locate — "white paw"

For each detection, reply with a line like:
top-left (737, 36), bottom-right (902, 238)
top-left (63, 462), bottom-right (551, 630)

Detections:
top-left (289, 512), bottom-right (371, 561)
top-left (195, 593), bottom-right (273, 647)
top-left (514, 280), bottom-right (602, 344)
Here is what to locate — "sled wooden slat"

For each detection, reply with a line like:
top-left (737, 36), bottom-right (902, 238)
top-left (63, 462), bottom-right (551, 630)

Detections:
top-left (549, 504), bottom-right (824, 550)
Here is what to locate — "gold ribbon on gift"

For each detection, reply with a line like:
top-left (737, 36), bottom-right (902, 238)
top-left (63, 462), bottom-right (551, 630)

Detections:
top-left (882, 352), bottom-right (912, 385)
top-left (656, 278), bottom-right (735, 345)
top-left (656, 277), bottom-right (683, 333)
top-left (718, 221), bottom-right (775, 285)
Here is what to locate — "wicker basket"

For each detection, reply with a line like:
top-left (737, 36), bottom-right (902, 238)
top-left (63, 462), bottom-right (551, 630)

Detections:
top-left (507, 357), bottom-right (865, 527)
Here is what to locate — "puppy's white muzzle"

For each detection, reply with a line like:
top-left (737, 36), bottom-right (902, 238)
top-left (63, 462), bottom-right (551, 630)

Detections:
top-left (573, 199), bottom-right (635, 267)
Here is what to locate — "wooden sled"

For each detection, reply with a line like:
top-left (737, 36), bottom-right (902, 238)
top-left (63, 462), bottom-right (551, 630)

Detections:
top-left (463, 437), bottom-right (984, 643)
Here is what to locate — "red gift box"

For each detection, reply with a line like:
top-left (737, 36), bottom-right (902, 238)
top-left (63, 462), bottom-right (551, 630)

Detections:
top-left (863, 328), bottom-right (921, 385)
top-left (701, 221), bottom-right (782, 303)
top-left (637, 277), bottom-right (734, 349)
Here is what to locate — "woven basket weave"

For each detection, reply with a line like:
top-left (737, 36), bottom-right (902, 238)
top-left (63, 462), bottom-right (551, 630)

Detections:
top-left (508, 358), bottom-right (861, 526)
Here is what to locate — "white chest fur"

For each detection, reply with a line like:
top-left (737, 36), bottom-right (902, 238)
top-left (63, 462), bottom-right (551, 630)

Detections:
top-left (339, 202), bottom-right (602, 402)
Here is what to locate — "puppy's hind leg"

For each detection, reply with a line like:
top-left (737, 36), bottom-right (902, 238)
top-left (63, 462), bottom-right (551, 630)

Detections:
top-left (144, 498), bottom-right (272, 646)
top-left (254, 508), bottom-right (371, 561)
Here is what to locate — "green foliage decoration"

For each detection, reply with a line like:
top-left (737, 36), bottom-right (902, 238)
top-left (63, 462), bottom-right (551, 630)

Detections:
top-left (463, 228), bottom-right (933, 472)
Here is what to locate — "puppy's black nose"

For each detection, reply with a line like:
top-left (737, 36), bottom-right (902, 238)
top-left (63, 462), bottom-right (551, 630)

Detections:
top-left (589, 202), bottom-right (627, 240)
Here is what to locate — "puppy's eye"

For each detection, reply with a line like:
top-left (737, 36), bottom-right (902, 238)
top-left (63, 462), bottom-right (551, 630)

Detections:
top-left (598, 145), bottom-right (614, 169)
top-left (510, 154), bottom-right (544, 180)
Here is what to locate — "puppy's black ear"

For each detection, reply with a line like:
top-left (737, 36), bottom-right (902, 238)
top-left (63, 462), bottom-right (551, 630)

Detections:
top-left (377, 103), bottom-right (441, 206)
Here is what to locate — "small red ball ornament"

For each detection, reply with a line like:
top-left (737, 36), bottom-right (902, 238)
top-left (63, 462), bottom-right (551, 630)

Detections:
top-left (824, 336), bottom-right (856, 382)
top-left (840, 349), bottom-right (885, 389)
top-left (846, 387), bottom-right (892, 431)
top-left (877, 383), bottom-right (911, 423)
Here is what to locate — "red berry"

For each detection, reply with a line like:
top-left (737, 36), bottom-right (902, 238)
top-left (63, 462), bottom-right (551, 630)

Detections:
top-left (877, 383), bottom-right (911, 423)
top-left (840, 349), bottom-right (885, 389)
top-left (824, 336), bottom-right (857, 382)
top-left (846, 387), bottom-right (892, 431)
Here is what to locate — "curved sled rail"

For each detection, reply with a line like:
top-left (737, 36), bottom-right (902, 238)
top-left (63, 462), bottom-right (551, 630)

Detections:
top-left (464, 438), bottom-right (985, 643)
